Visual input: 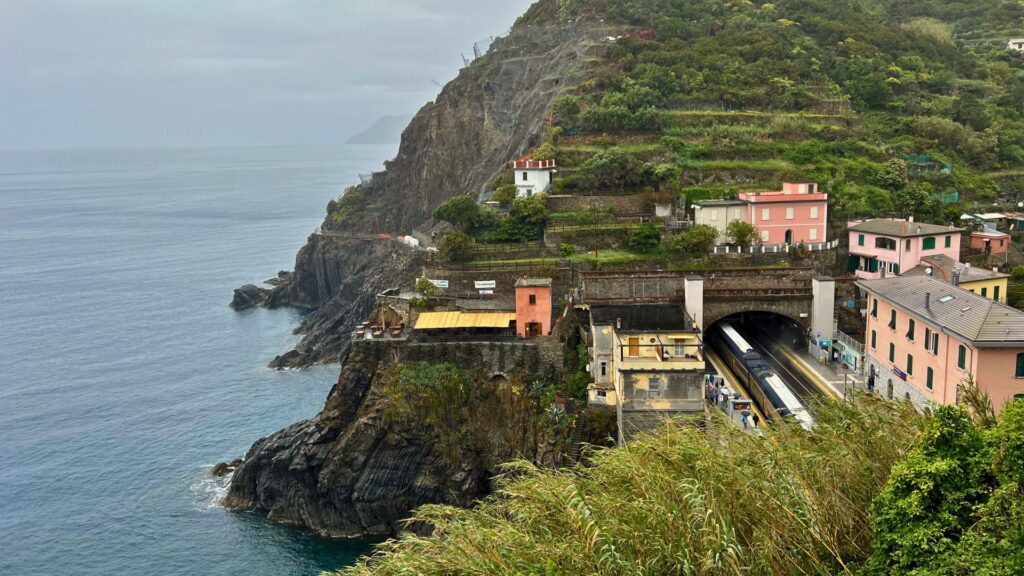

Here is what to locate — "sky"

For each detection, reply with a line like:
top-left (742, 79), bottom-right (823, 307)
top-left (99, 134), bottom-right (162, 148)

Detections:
top-left (0, 0), bottom-right (536, 150)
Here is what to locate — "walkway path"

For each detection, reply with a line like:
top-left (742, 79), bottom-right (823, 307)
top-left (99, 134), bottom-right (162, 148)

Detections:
top-left (705, 348), bottom-right (767, 436)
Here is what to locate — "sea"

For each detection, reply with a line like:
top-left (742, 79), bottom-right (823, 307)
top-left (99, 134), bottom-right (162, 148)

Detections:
top-left (0, 145), bottom-right (397, 575)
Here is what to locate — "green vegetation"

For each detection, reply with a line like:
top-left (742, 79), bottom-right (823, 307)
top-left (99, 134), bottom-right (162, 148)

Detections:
top-left (666, 223), bottom-right (718, 255)
top-left (339, 396), bottom-right (924, 575)
top-left (437, 232), bottom-right (475, 263)
top-left (626, 222), bottom-right (662, 252)
top-left (432, 196), bottom-right (481, 231)
top-left (727, 220), bottom-right (758, 248)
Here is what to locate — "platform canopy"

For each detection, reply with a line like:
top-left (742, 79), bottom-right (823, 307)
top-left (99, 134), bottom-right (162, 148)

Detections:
top-left (414, 311), bottom-right (516, 330)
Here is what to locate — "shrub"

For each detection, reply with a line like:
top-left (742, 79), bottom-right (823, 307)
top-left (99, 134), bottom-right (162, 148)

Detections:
top-left (666, 224), bottom-right (719, 255)
top-left (628, 223), bottom-right (662, 253)
top-left (438, 232), bottom-right (475, 262)
top-left (727, 220), bottom-right (758, 247)
top-left (559, 243), bottom-right (575, 257)
top-left (1012, 266), bottom-right (1024, 280)
top-left (491, 185), bottom-right (517, 205)
top-left (433, 196), bottom-right (480, 231)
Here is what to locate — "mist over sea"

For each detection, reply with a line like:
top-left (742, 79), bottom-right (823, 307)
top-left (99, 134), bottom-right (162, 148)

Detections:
top-left (0, 145), bottom-right (394, 575)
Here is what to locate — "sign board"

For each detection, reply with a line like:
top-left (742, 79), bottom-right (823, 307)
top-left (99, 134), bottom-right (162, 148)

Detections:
top-left (474, 280), bottom-right (496, 289)
top-left (818, 339), bottom-right (831, 349)
top-left (892, 366), bottom-right (907, 381)
top-left (478, 289), bottom-right (494, 296)
top-left (428, 279), bottom-right (448, 289)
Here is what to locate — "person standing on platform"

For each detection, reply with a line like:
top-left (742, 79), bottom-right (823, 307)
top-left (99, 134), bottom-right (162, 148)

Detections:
top-left (741, 409), bottom-right (750, 429)
top-left (752, 413), bottom-right (760, 428)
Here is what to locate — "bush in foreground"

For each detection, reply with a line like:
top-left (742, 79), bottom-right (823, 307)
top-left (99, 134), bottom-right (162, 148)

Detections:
top-left (338, 397), bottom-right (922, 576)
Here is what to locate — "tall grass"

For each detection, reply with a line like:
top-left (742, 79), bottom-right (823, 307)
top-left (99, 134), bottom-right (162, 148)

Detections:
top-left (337, 396), bottom-right (923, 576)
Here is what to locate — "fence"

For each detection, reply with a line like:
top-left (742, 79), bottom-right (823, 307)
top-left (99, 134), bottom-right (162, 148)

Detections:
top-left (712, 239), bottom-right (839, 254)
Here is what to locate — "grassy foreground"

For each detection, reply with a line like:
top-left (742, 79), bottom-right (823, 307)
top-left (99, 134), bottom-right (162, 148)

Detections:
top-left (336, 397), bottom-right (922, 576)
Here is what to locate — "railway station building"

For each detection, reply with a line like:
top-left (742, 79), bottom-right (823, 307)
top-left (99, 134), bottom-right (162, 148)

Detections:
top-left (858, 275), bottom-right (1024, 412)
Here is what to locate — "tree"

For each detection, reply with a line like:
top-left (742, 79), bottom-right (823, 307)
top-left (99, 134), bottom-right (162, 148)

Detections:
top-left (726, 220), bottom-right (757, 247)
top-left (433, 196), bottom-right (480, 231)
top-left (893, 184), bottom-right (933, 217)
top-left (532, 142), bottom-right (556, 161)
top-left (491, 185), bottom-right (517, 205)
top-left (414, 277), bottom-right (439, 297)
top-left (438, 232), bottom-right (475, 262)
top-left (666, 224), bottom-right (718, 255)
top-left (628, 223), bottom-right (662, 253)
top-left (576, 149), bottom-right (654, 191)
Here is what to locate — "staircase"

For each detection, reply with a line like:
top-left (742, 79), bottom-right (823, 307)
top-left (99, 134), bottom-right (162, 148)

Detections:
top-left (569, 408), bottom-right (588, 463)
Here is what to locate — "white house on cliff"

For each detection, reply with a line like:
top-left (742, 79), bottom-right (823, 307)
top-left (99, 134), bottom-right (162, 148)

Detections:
top-left (512, 155), bottom-right (556, 198)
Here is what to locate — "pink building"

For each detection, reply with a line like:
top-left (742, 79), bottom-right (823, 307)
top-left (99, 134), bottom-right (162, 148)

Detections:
top-left (970, 229), bottom-right (1010, 255)
top-left (859, 275), bottom-right (1024, 412)
top-left (738, 182), bottom-right (828, 245)
top-left (515, 278), bottom-right (553, 338)
top-left (848, 219), bottom-right (962, 279)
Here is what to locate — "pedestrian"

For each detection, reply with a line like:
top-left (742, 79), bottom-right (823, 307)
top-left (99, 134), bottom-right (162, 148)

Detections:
top-left (867, 374), bottom-right (875, 393)
top-left (752, 413), bottom-right (760, 428)
top-left (721, 389), bottom-right (729, 409)
top-left (741, 409), bottom-right (750, 429)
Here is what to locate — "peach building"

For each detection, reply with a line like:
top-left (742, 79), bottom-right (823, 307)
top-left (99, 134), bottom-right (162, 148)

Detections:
top-left (858, 275), bottom-right (1024, 412)
top-left (738, 182), bottom-right (828, 245)
top-left (970, 229), bottom-right (1010, 255)
top-left (515, 278), bottom-right (553, 338)
top-left (848, 219), bottom-right (962, 279)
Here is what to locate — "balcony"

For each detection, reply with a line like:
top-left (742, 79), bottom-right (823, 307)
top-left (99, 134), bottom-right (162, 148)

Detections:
top-left (617, 340), bottom-right (705, 371)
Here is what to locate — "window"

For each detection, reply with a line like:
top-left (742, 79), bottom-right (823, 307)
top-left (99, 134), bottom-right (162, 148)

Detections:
top-left (927, 367), bottom-right (934, 390)
top-left (762, 208), bottom-right (770, 221)
top-left (786, 207), bottom-right (794, 220)
top-left (889, 343), bottom-right (895, 362)
top-left (945, 235), bottom-right (952, 248)
top-left (995, 286), bottom-right (1001, 302)
top-left (906, 354), bottom-right (913, 376)
top-left (599, 362), bottom-right (607, 377)
top-left (924, 327), bottom-right (930, 351)
top-left (871, 298), bottom-right (878, 318)
top-left (871, 330), bottom-right (877, 349)
top-left (528, 294), bottom-right (536, 305)
top-left (761, 230), bottom-right (770, 242)
top-left (522, 172), bottom-right (528, 181)
top-left (875, 237), bottom-right (896, 250)
top-left (810, 206), bottom-right (819, 219)
top-left (958, 345), bottom-right (967, 370)
top-left (675, 339), bottom-right (686, 356)
top-left (648, 377), bottom-right (663, 398)
top-left (710, 209), bottom-right (719, 221)
top-left (982, 287), bottom-right (988, 298)
top-left (888, 309), bottom-right (897, 330)
top-left (810, 228), bottom-right (818, 240)
top-left (905, 239), bottom-right (911, 252)
top-left (923, 237), bottom-right (936, 250)
top-left (906, 318), bottom-right (915, 341)
top-left (858, 234), bottom-right (865, 246)
top-left (808, 184), bottom-right (815, 193)
top-left (1017, 353), bottom-right (1024, 378)
top-left (932, 333), bottom-right (939, 355)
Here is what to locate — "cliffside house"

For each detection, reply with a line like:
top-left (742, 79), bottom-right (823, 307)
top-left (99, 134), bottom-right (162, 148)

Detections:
top-left (903, 255), bottom-right (1009, 304)
top-left (847, 218), bottom-right (962, 279)
top-left (515, 277), bottom-right (553, 339)
top-left (692, 199), bottom-right (747, 242)
top-left (511, 155), bottom-right (556, 198)
top-left (1009, 38), bottom-right (1024, 51)
top-left (739, 181), bottom-right (828, 245)
top-left (587, 304), bottom-right (706, 442)
top-left (859, 275), bottom-right (1024, 412)
top-left (970, 229), bottom-right (1011, 256)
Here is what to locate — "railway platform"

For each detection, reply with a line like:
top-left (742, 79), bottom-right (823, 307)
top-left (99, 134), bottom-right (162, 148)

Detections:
top-left (785, 346), bottom-right (864, 399)
top-left (704, 348), bottom-right (766, 436)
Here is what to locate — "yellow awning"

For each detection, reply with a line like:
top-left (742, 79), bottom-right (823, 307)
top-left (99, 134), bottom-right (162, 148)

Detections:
top-left (414, 311), bottom-right (516, 330)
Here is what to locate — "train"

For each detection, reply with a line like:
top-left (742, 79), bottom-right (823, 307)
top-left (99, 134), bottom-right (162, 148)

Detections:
top-left (711, 321), bottom-right (814, 430)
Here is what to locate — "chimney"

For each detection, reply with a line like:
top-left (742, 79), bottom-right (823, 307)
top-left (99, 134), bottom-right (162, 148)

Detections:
top-left (909, 215), bottom-right (915, 223)
top-left (926, 292), bottom-right (931, 308)
top-left (616, 318), bottom-right (621, 330)
top-left (952, 272), bottom-right (960, 287)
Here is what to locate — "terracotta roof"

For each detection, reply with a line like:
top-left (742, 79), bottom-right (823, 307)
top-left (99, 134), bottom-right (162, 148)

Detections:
top-left (848, 219), bottom-right (961, 237)
top-left (857, 275), bottom-right (1024, 347)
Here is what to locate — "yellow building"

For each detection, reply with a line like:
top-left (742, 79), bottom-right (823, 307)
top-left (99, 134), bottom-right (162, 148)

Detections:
top-left (905, 255), bottom-right (1009, 304)
top-left (587, 304), bottom-right (706, 442)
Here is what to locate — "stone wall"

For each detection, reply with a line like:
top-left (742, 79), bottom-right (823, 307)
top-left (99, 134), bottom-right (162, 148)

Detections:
top-left (422, 264), bottom-right (572, 300)
top-left (581, 270), bottom-right (689, 303)
top-left (546, 194), bottom-right (654, 215)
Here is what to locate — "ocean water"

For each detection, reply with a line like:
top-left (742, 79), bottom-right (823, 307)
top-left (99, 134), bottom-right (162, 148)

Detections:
top-left (0, 146), bottom-right (396, 575)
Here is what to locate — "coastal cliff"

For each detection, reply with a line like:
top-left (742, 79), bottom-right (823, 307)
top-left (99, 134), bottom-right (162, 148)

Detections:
top-left (247, 18), bottom-right (604, 368)
top-left (223, 341), bottom-right (569, 538)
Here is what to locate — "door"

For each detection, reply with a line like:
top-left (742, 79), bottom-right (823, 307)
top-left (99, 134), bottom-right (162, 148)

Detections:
top-left (628, 337), bottom-right (640, 357)
top-left (525, 322), bottom-right (542, 339)
top-left (785, 229), bottom-right (793, 244)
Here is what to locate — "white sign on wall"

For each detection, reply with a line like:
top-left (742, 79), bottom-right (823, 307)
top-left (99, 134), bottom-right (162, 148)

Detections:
top-left (474, 280), bottom-right (496, 289)
top-left (428, 279), bottom-right (449, 289)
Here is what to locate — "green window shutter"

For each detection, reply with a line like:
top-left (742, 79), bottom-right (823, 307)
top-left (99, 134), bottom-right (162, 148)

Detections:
top-left (869, 259), bottom-right (879, 273)
top-left (847, 254), bottom-right (859, 273)
top-left (958, 345), bottom-right (966, 369)
top-left (858, 234), bottom-right (865, 246)
top-left (924, 327), bottom-right (930, 350)
top-left (871, 330), bottom-right (877, 349)
top-left (907, 319), bottom-right (915, 340)
top-left (888, 310), bottom-right (897, 330)
top-left (927, 367), bottom-right (934, 390)
top-left (932, 333), bottom-right (939, 355)
top-left (945, 235), bottom-right (951, 248)
top-left (995, 286), bottom-right (1001, 302)
top-left (923, 237), bottom-right (936, 250)
top-left (889, 343), bottom-right (895, 362)
top-left (982, 287), bottom-right (988, 298)
top-left (871, 299), bottom-right (877, 317)
top-left (1016, 353), bottom-right (1024, 378)
top-left (907, 354), bottom-right (913, 375)
top-left (893, 263), bottom-right (900, 275)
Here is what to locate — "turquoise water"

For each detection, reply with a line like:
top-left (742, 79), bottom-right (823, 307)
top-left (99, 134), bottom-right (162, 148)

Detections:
top-left (0, 146), bottom-right (395, 575)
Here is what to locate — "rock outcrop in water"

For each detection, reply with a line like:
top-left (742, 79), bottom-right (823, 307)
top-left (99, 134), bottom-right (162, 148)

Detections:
top-left (239, 19), bottom-right (605, 368)
top-left (223, 342), bottom-right (565, 538)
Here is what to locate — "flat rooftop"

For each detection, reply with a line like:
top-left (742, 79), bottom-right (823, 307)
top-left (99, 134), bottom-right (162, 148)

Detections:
top-left (590, 304), bottom-right (694, 332)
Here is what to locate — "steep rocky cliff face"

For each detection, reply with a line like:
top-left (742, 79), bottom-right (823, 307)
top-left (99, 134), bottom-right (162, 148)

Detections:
top-left (251, 21), bottom-right (604, 368)
top-left (223, 343), bottom-right (563, 539)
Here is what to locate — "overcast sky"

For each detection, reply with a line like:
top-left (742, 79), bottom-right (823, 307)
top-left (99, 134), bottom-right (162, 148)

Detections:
top-left (0, 0), bottom-right (535, 150)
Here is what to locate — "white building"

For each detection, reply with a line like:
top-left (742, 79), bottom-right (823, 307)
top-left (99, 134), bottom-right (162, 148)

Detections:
top-left (1009, 38), bottom-right (1024, 51)
top-left (692, 199), bottom-right (747, 242)
top-left (511, 156), bottom-right (556, 198)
